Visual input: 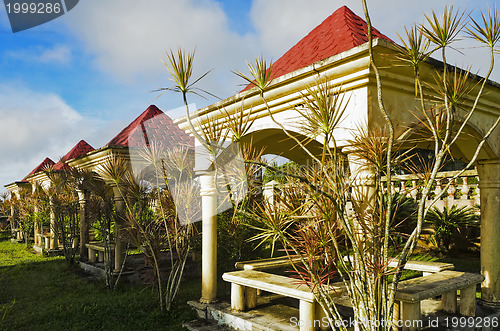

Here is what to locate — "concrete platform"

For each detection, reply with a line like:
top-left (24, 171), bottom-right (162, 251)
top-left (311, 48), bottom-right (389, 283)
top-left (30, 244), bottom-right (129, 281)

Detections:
top-left (187, 293), bottom-right (500, 330)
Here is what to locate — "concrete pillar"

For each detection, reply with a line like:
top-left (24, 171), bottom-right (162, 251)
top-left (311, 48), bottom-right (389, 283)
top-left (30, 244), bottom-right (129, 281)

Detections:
top-left (199, 171), bottom-right (218, 303)
top-left (347, 152), bottom-right (377, 255)
top-left (347, 153), bottom-right (377, 217)
top-left (113, 187), bottom-right (126, 273)
top-left (299, 300), bottom-right (315, 331)
top-left (77, 190), bottom-right (89, 260)
top-left (477, 159), bottom-right (500, 307)
top-left (231, 283), bottom-right (245, 311)
top-left (49, 199), bottom-right (58, 250)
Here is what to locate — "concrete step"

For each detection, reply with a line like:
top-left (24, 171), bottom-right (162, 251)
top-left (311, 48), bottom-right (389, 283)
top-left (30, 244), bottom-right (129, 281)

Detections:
top-left (183, 319), bottom-right (234, 331)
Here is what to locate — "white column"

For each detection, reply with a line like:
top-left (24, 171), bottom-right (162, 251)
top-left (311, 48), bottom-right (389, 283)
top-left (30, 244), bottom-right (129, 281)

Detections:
top-left (50, 198), bottom-right (58, 250)
top-left (113, 187), bottom-right (125, 273)
top-left (477, 159), bottom-right (500, 307)
top-left (199, 171), bottom-right (218, 303)
top-left (77, 190), bottom-right (89, 260)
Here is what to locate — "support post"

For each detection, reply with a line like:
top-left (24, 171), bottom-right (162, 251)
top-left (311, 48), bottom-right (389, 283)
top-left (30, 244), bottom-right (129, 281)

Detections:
top-left (199, 171), bottom-right (218, 303)
top-left (460, 284), bottom-right (477, 316)
top-left (77, 190), bottom-right (89, 260)
top-left (113, 187), bottom-right (125, 273)
top-left (401, 302), bottom-right (421, 331)
top-left (299, 300), bottom-right (315, 331)
top-left (231, 283), bottom-right (245, 311)
top-left (245, 287), bottom-right (257, 309)
top-left (49, 198), bottom-right (58, 250)
top-left (442, 290), bottom-right (458, 313)
top-left (477, 159), bottom-right (500, 307)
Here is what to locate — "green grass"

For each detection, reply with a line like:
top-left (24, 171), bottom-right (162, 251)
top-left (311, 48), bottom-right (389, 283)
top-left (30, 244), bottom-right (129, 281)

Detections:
top-left (0, 240), bottom-right (198, 330)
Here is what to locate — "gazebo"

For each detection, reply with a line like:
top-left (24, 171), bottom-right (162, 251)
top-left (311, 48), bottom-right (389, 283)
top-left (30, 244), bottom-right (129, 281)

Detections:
top-left (175, 5), bottom-right (500, 307)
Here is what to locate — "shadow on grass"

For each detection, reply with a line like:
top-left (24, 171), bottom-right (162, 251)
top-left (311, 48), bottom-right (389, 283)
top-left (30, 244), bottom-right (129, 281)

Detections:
top-left (0, 241), bottom-right (199, 331)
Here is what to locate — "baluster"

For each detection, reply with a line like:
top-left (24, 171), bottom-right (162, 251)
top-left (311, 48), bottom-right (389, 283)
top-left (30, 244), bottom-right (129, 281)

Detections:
top-left (410, 180), bottom-right (418, 199)
top-left (460, 177), bottom-right (469, 200)
top-left (447, 178), bottom-right (456, 200)
top-left (391, 181), bottom-right (395, 193)
top-left (434, 179), bottom-right (442, 199)
top-left (476, 176), bottom-right (480, 199)
top-left (398, 181), bottom-right (404, 195)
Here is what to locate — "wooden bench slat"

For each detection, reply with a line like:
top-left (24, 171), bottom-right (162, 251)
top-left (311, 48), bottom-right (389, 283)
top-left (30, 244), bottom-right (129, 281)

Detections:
top-left (395, 270), bottom-right (484, 303)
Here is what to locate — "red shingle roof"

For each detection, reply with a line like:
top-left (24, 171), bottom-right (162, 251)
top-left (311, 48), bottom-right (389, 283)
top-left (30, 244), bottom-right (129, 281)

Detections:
top-left (25, 157), bottom-right (55, 178)
top-left (107, 105), bottom-right (194, 149)
top-left (53, 140), bottom-right (95, 171)
top-left (243, 6), bottom-right (392, 91)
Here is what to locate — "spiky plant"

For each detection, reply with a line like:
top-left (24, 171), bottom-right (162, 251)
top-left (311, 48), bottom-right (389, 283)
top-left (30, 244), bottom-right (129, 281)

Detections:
top-left (425, 205), bottom-right (479, 255)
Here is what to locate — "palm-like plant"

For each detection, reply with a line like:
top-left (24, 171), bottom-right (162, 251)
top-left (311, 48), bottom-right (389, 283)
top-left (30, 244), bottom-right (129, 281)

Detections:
top-left (425, 205), bottom-right (479, 255)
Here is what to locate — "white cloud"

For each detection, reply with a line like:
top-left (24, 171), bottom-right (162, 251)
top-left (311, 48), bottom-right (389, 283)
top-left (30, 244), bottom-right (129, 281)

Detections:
top-left (0, 84), bottom-right (102, 187)
top-left (5, 44), bottom-right (72, 65)
top-left (62, 0), bottom-right (499, 98)
top-left (38, 45), bottom-right (72, 64)
top-left (63, 0), bottom-right (259, 100)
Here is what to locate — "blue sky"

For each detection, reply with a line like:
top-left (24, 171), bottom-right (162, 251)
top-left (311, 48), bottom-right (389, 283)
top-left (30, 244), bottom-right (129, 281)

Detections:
top-left (0, 0), bottom-right (498, 192)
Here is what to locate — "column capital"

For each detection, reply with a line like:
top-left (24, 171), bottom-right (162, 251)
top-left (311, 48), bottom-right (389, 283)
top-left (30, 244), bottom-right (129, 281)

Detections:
top-left (197, 171), bottom-right (218, 197)
top-left (477, 159), bottom-right (500, 190)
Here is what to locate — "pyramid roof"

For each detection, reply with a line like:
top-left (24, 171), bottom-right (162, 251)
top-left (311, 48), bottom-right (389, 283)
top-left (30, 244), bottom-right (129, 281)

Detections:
top-left (107, 105), bottom-right (194, 149)
top-left (53, 140), bottom-right (95, 171)
top-left (243, 6), bottom-right (392, 90)
top-left (25, 157), bottom-right (55, 178)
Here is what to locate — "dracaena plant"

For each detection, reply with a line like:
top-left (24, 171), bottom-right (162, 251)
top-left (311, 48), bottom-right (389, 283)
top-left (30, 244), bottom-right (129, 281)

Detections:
top-left (232, 3), bottom-right (500, 330)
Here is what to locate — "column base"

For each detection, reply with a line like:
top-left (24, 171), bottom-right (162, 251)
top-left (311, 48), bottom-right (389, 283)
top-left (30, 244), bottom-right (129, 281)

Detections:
top-left (200, 297), bottom-right (218, 304)
top-left (478, 298), bottom-right (500, 308)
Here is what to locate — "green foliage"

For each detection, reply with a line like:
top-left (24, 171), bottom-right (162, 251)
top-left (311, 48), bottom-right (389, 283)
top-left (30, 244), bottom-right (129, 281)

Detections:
top-left (425, 205), bottom-right (480, 255)
top-left (217, 203), bottom-right (268, 272)
top-left (0, 241), bottom-right (197, 330)
top-left (262, 161), bottom-right (302, 184)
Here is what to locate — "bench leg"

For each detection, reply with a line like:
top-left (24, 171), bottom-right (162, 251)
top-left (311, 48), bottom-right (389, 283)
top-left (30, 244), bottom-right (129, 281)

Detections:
top-left (315, 301), bottom-right (329, 331)
top-left (98, 251), bottom-right (104, 262)
top-left (88, 248), bottom-right (96, 263)
top-left (460, 285), bottom-right (476, 316)
top-left (393, 301), bottom-right (401, 331)
top-left (442, 290), bottom-right (457, 313)
top-left (299, 300), bottom-right (315, 331)
top-left (245, 287), bottom-right (257, 309)
top-left (401, 302), bottom-right (421, 331)
top-left (231, 283), bottom-right (245, 311)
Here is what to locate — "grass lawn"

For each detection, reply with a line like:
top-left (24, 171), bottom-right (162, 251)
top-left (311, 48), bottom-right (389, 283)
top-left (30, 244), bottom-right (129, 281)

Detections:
top-left (0, 240), bottom-right (198, 330)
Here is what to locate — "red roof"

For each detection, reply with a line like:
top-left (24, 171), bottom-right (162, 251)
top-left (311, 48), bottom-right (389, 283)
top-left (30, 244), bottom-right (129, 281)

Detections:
top-left (25, 157), bottom-right (55, 178)
top-left (243, 6), bottom-right (392, 91)
top-left (53, 140), bottom-right (95, 171)
top-left (107, 105), bottom-right (194, 149)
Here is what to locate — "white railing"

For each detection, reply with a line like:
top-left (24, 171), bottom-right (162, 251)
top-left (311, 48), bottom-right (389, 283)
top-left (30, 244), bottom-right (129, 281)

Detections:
top-left (387, 170), bottom-right (480, 209)
top-left (263, 170), bottom-right (480, 211)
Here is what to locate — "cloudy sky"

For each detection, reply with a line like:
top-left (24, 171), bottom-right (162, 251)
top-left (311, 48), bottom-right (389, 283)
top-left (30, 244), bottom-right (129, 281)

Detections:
top-left (0, 0), bottom-right (498, 192)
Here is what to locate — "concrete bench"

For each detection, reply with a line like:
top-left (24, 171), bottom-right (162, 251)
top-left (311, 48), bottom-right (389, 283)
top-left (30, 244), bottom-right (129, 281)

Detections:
top-left (395, 270), bottom-right (484, 331)
top-left (235, 255), bottom-right (304, 270)
top-left (237, 255), bottom-right (454, 276)
top-left (85, 242), bottom-right (115, 263)
top-left (388, 259), bottom-right (454, 276)
top-left (222, 270), bottom-right (341, 331)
